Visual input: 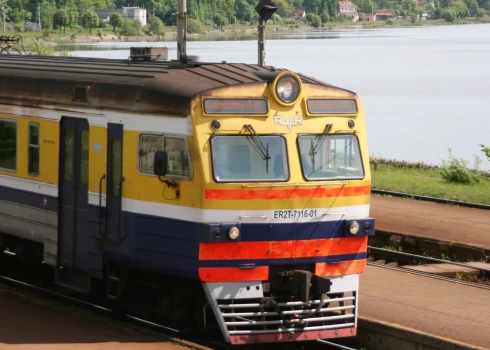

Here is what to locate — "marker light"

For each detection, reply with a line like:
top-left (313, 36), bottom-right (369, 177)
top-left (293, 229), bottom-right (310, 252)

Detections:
top-left (349, 221), bottom-right (360, 235)
top-left (228, 226), bottom-right (240, 240)
top-left (276, 75), bottom-right (300, 104)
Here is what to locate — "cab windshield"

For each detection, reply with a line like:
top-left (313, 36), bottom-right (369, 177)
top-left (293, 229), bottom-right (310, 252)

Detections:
top-left (211, 135), bottom-right (289, 182)
top-left (298, 134), bottom-right (364, 181)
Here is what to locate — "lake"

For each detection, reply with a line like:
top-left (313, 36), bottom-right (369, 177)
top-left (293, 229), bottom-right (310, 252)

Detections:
top-left (63, 23), bottom-right (490, 170)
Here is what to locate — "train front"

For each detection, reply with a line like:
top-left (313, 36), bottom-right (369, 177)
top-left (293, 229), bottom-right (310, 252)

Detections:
top-left (192, 70), bottom-right (375, 344)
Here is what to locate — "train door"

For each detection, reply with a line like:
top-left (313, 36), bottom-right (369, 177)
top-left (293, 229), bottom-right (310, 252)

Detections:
top-left (59, 117), bottom-right (89, 270)
top-left (106, 123), bottom-right (124, 243)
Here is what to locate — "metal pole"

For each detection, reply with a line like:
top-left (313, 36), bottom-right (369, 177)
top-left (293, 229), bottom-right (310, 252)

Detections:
top-left (176, 0), bottom-right (187, 63)
top-left (38, 2), bottom-right (41, 31)
top-left (2, 4), bottom-right (5, 33)
top-left (258, 18), bottom-right (265, 66)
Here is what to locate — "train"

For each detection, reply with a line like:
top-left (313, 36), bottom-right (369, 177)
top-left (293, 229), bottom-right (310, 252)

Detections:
top-left (0, 5), bottom-right (374, 346)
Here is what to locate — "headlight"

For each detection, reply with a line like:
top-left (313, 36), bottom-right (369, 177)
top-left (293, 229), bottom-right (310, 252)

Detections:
top-left (228, 226), bottom-right (240, 240)
top-left (349, 221), bottom-right (360, 235)
top-left (276, 75), bottom-right (300, 104)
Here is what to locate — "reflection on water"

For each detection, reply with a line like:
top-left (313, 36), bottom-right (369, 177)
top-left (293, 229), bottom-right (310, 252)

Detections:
top-left (61, 24), bottom-right (490, 170)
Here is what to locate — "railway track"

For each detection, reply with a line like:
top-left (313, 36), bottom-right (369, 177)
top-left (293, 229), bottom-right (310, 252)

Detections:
top-left (367, 246), bottom-right (490, 290)
top-left (371, 188), bottom-right (490, 210)
top-left (0, 255), bottom-right (359, 350)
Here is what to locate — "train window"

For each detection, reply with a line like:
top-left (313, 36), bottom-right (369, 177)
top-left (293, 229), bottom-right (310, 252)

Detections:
top-left (0, 119), bottom-right (17, 171)
top-left (28, 123), bottom-right (40, 176)
top-left (80, 130), bottom-right (89, 185)
top-left (139, 134), bottom-right (192, 179)
top-left (210, 135), bottom-right (289, 182)
top-left (64, 128), bottom-right (74, 182)
top-left (298, 134), bottom-right (364, 181)
top-left (111, 140), bottom-right (122, 196)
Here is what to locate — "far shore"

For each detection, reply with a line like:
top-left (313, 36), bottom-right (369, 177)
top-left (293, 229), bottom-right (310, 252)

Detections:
top-left (36, 18), bottom-right (490, 47)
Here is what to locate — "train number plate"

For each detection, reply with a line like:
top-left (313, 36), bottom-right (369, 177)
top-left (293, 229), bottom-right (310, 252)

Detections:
top-left (273, 210), bottom-right (318, 219)
top-left (262, 282), bottom-right (271, 293)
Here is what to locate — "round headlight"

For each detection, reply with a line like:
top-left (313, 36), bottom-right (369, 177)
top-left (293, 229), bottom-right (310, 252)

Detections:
top-left (228, 226), bottom-right (240, 240)
top-left (349, 221), bottom-right (360, 235)
top-left (276, 75), bottom-right (300, 104)
top-left (363, 222), bottom-right (372, 232)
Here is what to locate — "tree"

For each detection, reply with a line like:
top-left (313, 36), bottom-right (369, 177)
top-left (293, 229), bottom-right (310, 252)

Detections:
top-left (443, 8), bottom-right (456, 20)
top-left (308, 13), bottom-right (321, 26)
top-left (120, 17), bottom-right (142, 36)
top-left (53, 9), bottom-right (69, 34)
top-left (320, 11), bottom-right (330, 23)
top-left (82, 11), bottom-right (99, 32)
top-left (476, 7), bottom-right (487, 15)
top-left (464, 0), bottom-right (479, 15)
top-left (147, 15), bottom-right (165, 36)
top-left (187, 18), bottom-right (203, 33)
top-left (481, 144), bottom-right (490, 161)
top-left (304, 0), bottom-right (322, 14)
top-left (109, 12), bottom-right (124, 33)
top-left (213, 13), bottom-right (226, 28)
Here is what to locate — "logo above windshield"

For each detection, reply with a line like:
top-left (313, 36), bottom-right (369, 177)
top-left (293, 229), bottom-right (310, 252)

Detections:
top-left (274, 116), bottom-right (303, 131)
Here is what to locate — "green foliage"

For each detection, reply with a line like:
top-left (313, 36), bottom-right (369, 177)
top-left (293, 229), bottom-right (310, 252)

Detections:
top-left (82, 11), bottom-right (99, 32)
top-left (147, 15), bottom-right (165, 36)
top-left (28, 39), bottom-right (55, 55)
top-left (307, 13), bottom-right (321, 27)
top-left (410, 14), bottom-right (417, 23)
top-left (213, 13), bottom-right (226, 28)
top-left (119, 17), bottom-right (142, 36)
top-left (481, 145), bottom-right (490, 161)
top-left (187, 18), bottom-right (203, 34)
top-left (320, 12), bottom-right (330, 23)
top-left (97, 28), bottom-right (103, 39)
top-left (477, 8), bottom-right (487, 16)
top-left (386, 18), bottom-right (393, 24)
top-left (443, 8), bottom-right (456, 21)
top-left (53, 9), bottom-right (69, 34)
top-left (440, 148), bottom-right (479, 184)
top-left (109, 12), bottom-right (124, 33)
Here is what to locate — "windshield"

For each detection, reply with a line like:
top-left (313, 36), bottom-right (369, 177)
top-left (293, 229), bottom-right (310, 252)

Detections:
top-left (211, 135), bottom-right (289, 182)
top-left (298, 134), bottom-right (364, 180)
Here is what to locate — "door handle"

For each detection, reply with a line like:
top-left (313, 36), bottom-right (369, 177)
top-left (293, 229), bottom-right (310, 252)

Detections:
top-left (118, 177), bottom-right (125, 241)
top-left (99, 174), bottom-right (106, 236)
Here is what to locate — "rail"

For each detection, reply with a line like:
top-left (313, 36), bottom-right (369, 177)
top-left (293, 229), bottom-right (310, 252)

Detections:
top-left (371, 188), bottom-right (490, 210)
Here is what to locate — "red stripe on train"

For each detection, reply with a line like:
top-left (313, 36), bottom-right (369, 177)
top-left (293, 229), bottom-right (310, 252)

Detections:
top-left (205, 185), bottom-right (371, 200)
top-left (199, 266), bottom-right (269, 282)
top-left (315, 259), bottom-right (367, 277)
top-left (199, 237), bottom-right (368, 260)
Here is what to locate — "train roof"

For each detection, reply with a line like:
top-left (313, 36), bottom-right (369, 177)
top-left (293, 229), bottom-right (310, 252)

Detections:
top-left (0, 54), bottom-right (345, 115)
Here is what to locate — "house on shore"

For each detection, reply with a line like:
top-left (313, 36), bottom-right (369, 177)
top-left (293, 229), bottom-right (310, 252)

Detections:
top-left (338, 1), bottom-right (359, 21)
top-left (95, 7), bottom-right (147, 26)
top-left (291, 9), bottom-right (306, 20)
top-left (359, 11), bottom-right (395, 21)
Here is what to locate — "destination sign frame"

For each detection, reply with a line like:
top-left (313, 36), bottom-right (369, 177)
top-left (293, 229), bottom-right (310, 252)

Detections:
top-left (203, 98), bottom-right (269, 115)
top-left (306, 99), bottom-right (358, 114)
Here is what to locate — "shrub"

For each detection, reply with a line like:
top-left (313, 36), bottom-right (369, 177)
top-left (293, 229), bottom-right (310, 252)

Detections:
top-left (386, 18), bottom-right (393, 25)
top-left (440, 148), bottom-right (479, 184)
top-left (477, 8), bottom-right (487, 18)
top-left (187, 18), bottom-right (203, 34)
top-left (481, 144), bottom-right (490, 161)
top-left (443, 9), bottom-right (455, 22)
top-left (28, 39), bottom-right (55, 56)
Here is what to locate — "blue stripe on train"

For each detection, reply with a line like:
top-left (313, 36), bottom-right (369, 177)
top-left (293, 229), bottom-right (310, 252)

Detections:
top-left (0, 183), bottom-right (58, 212)
top-left (198, 252), bottom-right (367, 268)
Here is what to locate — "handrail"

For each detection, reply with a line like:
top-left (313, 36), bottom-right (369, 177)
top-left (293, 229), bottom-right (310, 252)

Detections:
top-left (98, 174), bottom-right (106, 237)
top-left (117, 176), bottom-right (125, 241)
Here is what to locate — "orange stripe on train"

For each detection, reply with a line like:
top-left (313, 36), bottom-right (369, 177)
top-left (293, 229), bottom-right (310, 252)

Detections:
top-left (199, 237), bottom-right (367, 260)
top-left (205, 185), bottom-right (371, 200)
top-left (199, 266), bottom-right (269, 282)
top-left (315, 259), bottom-right (366, 277)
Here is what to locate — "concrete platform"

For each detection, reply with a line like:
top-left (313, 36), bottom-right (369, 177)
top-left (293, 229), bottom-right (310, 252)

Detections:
top-left (0, 284), bottom-right (204, 350)
top-left (359, 265), bottom-right (490, 349)
top-left (370, 195), bottom-right (490, 251)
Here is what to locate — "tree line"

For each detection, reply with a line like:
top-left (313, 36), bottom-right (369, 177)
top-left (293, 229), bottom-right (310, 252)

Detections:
top-left (0, 0), bottom-right (488, 33)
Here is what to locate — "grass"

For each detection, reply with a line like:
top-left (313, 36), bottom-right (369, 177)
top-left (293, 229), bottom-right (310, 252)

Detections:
top-left (371, 163), bottom-right (490, 205)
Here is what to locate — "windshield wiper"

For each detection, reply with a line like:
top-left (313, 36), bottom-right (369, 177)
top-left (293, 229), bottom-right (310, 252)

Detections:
top-left (243, 124), bottom-right (271, 174)
top-left (308, 124), bottom-right (332, 170)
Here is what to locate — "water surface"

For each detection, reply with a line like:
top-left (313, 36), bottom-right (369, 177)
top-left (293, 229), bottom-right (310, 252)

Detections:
top-left (62, 24), bottom-right (490, 170)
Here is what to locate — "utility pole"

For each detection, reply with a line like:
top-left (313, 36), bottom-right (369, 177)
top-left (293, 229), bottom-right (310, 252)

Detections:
top-left (176, 0), bottom-right (187, 63)
top-left (2, 3), bottom-right (5, 33)
top-left (255, 0), bottom-right (277, 66)
top-left (38, 2), bottom-right (42, 31)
